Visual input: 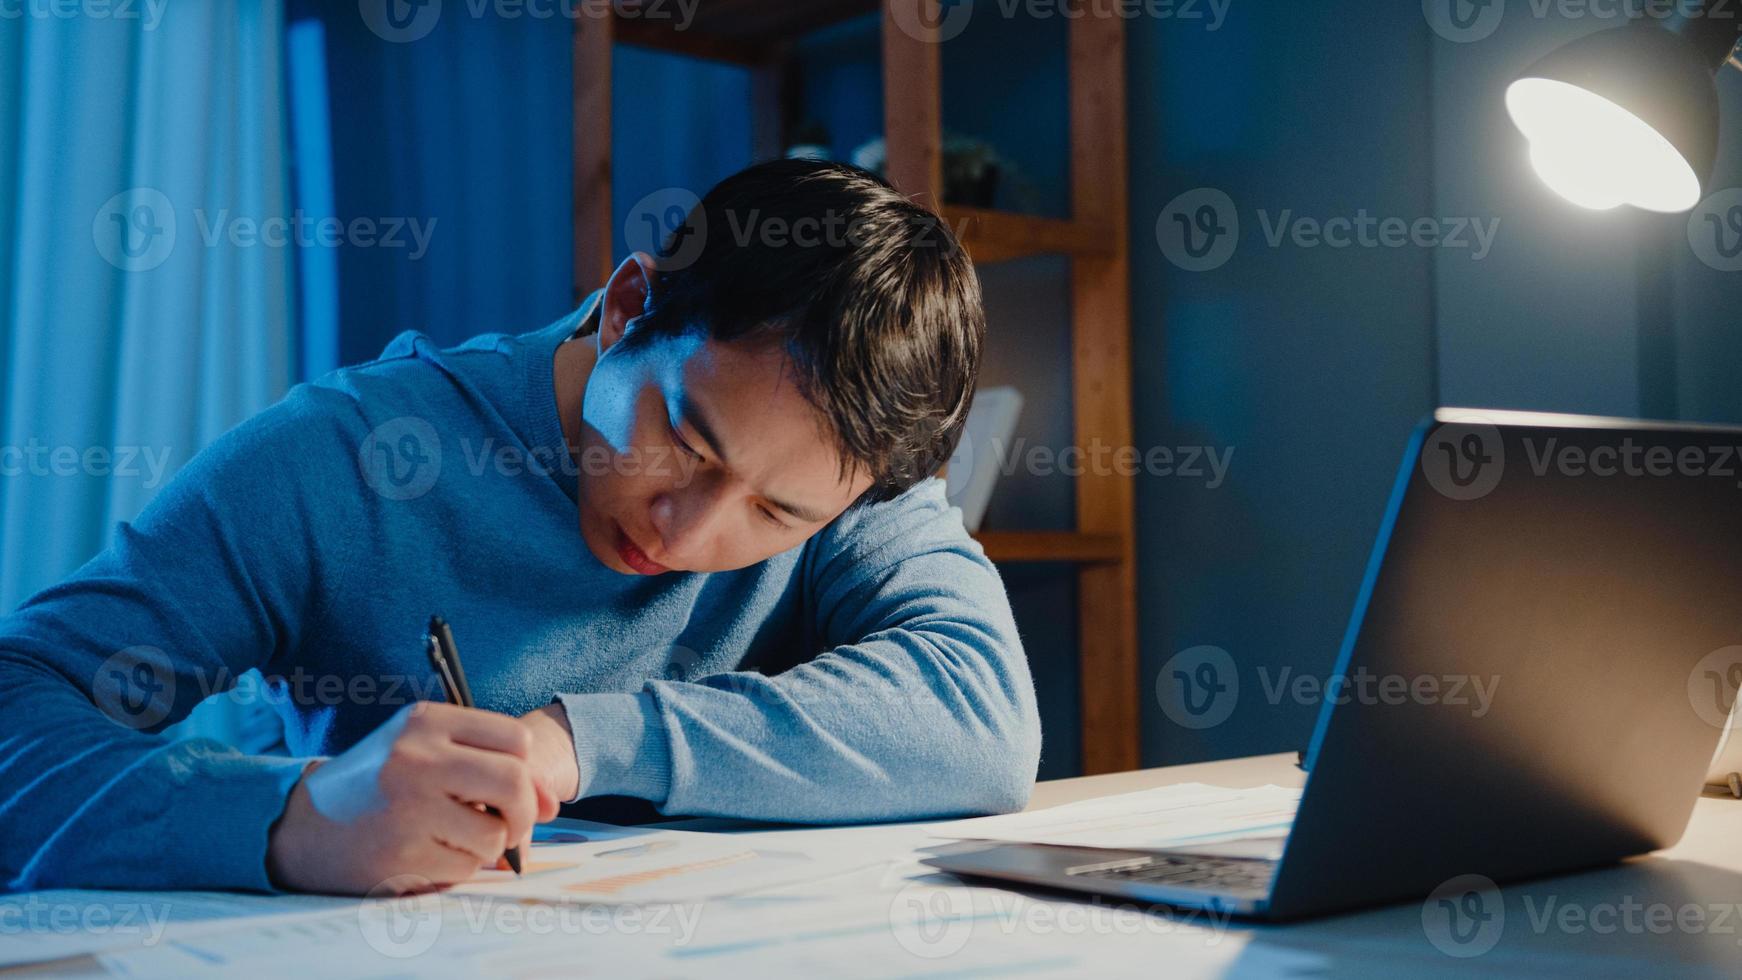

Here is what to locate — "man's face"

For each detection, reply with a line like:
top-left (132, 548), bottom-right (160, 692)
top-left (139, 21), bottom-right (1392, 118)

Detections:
top-left (575, 326), bottom-right (875, 575)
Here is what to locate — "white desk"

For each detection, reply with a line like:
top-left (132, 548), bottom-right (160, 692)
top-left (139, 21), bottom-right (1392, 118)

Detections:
top-left (7, 753), bottom-right (1740, 978)
top-left (1029, 753), bottom-right (1742, 977)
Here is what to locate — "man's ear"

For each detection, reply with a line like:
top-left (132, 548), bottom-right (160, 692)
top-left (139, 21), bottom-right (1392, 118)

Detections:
top-left (598, 253), bottom-right (658, 354)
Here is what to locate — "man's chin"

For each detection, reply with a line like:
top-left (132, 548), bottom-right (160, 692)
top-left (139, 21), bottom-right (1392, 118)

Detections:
top-left (576, 504), bottom-right (629, 574)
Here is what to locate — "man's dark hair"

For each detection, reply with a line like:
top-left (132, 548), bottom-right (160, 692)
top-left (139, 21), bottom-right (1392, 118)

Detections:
top-left (616, 158), bottom-right (985, 505)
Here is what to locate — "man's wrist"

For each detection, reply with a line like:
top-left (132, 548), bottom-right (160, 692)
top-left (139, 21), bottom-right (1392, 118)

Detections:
top-left (264, 759), bottom-right (325, 892)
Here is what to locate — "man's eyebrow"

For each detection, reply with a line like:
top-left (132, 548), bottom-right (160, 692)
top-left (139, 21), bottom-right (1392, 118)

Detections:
top-left (678, 393), bottom-right (832, 524)
top-left (765, 495), bottom-right (832, 524)
top-left (677, 393), bottom-right (730, 463)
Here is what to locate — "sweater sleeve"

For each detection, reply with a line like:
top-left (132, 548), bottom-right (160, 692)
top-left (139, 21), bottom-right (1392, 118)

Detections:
top-left (558, 478), bottom-right (1043, 821)
top-left (0, 386), bottom-right (348, 892)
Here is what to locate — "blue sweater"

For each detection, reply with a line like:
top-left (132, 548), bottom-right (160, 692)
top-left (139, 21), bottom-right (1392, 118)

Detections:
top-left (0, 303), bottom-right (1041, 892)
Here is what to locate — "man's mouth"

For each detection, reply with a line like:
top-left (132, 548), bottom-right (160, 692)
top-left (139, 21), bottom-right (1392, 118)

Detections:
top-left (614, 523), bottom-right (670, 575)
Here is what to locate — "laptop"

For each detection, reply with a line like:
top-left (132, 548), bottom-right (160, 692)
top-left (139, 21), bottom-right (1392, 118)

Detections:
top-left (927, 409), bottom-right (1742, 920)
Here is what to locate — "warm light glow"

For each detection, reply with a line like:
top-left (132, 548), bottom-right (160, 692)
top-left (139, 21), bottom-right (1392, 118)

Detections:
top-left (1505, 77), bottom-right (1702, 213)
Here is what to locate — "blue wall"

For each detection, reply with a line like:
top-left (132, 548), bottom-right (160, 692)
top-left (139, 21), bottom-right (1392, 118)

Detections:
top-left (1130, 2), bottom-right (1438, 764)
top-left (306, 7), bottom-right (574, 363)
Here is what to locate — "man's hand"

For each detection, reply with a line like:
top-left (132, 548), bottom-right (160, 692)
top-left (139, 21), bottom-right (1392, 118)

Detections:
top-left (266, 702), bottom-right (559, 895)
top-left (520, 702), bottom-right (581, 804)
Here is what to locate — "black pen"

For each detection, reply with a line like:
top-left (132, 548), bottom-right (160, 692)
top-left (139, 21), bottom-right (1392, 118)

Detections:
top-left (424, 614), bottom-right (523, 875)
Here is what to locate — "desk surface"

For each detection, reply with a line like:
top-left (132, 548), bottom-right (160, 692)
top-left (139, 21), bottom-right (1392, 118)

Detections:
top-left (9, 753), bottom-right (1741, 978)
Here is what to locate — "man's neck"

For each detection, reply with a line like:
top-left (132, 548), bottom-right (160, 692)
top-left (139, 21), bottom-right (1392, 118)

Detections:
top-left (552, 316), bottom-right (600, 462)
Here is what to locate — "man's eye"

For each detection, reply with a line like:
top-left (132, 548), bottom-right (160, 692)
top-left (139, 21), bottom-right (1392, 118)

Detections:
top-left (670, 427), bottom-right (702, 459)
top-left (758, 506), bottom-right (790, 529)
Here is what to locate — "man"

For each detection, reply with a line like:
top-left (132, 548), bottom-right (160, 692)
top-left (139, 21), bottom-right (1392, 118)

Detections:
top-left (0, 159), bottom-right (1041, 895)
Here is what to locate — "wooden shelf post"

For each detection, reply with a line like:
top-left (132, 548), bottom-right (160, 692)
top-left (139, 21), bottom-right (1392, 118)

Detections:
top-left (573, 13), bottom-right (616, 300)
top-left (880, 1), bottom-right (943, 207)
top-left (1069, 14), bottom-right (1139, 775)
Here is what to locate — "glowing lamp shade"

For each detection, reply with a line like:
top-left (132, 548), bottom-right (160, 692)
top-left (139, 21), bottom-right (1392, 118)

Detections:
top-left (1504, 21), bottom-right (1725, 213)
top-left (1507, 79), bottom-right (1702, 212)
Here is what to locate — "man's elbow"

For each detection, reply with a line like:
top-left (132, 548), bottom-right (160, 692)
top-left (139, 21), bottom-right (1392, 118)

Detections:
top-left (964, 693), bottom-right (1042, 815)
top-left (907, 624), bottom-right (1043, 815)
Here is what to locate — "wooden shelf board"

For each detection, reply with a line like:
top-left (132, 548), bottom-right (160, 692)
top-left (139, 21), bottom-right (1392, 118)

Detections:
top-left (972, 531), bottom-right (1125, 564)
top-left (942, 205), bottom-right (1113, 265)
top-left (612, 0), bottom-right (878, 62)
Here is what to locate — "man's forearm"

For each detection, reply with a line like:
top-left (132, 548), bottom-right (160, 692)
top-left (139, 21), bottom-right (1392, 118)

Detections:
top-left (548, 691), bottom-right (673, 805)
top-left (548, 629), bottom-right (1039, 822)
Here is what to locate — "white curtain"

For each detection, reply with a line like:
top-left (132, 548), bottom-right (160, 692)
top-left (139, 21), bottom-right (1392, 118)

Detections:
top-left (0, 1), bottom-right (295, 744)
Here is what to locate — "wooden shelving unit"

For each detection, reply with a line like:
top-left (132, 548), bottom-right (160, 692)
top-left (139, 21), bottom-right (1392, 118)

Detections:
top-left (573, 0), bottom-right (1139, 774)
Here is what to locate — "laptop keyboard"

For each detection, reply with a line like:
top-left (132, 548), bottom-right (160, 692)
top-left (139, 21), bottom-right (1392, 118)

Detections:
top-left (1064, 854), bottom-right (1275, 892)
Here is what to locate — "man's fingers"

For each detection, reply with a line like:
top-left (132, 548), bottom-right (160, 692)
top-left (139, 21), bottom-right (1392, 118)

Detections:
top-left (437, 744), bottom-right (539, 844)
top-left (533, 777), bottom-right (560, 822)
top-left (425, 836), bottom-right (491, 885)
top-left (432, 798), bottom-right (508, 868)
top-left (420, 703), bottom-right (534, 759)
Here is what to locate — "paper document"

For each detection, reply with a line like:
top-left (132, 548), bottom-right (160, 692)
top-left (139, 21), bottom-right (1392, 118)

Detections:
top-left (450, 818), bottom-right (880, 905)
top-left (928, 782), bottom-right (1301, 853)
top-left (93, 814), bottom-right (1330, 979)
top-left (0, 889), bottom-right (354, 969)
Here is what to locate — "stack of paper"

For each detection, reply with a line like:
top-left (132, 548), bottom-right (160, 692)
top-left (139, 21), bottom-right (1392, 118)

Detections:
top-left (453, 818), bottom-right (866, 905)
top-left (927, 782), bottom-right (1301, 855)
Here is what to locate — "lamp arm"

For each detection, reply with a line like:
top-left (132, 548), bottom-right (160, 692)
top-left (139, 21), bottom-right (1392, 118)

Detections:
top-left (1660, 1), bottom-right (1742, 69)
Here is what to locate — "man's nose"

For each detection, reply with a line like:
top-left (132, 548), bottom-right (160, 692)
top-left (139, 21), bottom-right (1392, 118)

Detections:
top-left (648, 483), bottom-right (730, 562)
